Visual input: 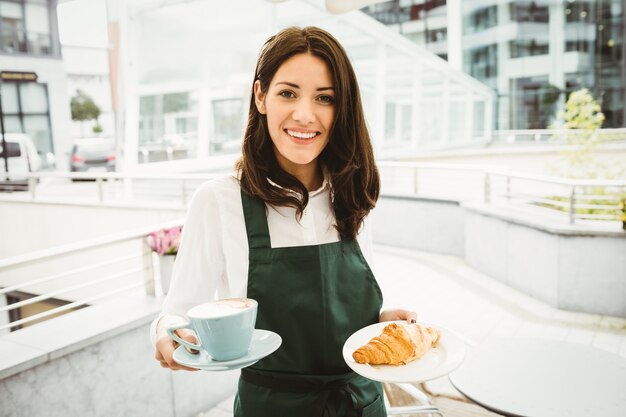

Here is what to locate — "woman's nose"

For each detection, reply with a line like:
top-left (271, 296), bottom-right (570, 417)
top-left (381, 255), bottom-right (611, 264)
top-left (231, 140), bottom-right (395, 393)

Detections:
top-left (292, 100), bottom-right (316, 124)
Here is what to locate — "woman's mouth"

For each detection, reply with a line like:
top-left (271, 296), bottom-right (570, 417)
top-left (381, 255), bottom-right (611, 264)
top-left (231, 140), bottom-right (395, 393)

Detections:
top-left (285, 129), bottom-right (320, 144)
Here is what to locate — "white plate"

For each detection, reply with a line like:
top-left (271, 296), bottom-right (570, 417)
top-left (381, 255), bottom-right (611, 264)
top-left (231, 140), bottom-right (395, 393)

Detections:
top-left (342, 321), bottom-right (466, 383)
top-left (173, 329), bottom-right (282, 371)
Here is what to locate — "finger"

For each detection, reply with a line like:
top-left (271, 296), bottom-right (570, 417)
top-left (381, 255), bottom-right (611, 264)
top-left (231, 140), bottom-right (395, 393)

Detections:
top-left (406, 310), bottom-right (418, 324)
top-left (165, 359), bottom-right (199, 372)
top-left (175, 329), bottom-right (200, 354)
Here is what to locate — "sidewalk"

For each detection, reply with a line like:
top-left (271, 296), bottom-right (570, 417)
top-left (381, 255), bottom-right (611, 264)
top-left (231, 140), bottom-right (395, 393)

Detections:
top-left (198, 245), bottom-right (626, 417)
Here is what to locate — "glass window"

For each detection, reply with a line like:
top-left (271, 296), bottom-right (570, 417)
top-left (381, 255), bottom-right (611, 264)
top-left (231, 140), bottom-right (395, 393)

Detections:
top-left (0, 81), bottom-right (53, 159)
top-left (565, 1), bottom-right (594, 22)
top-left (26, 30), bottom-right (50, 54)
top-left (0, 1), bottom-right (23, 22)
top-left (0, 0), bottom-right (25, 53)
top-left (3, 115), bottom-right (22, 132)
top-left (427, 27), bottom-right (447, 43)
top-left (467, 5), bottom-right (498, 34)
top-left (1, 82), bottom-right (20, 113)
top-left (25, 3), bottom-right (49, 34)
top-left (23, 114), bottom-right (51, 153)
top-left (510, 2), bottom-right (549, 23)
top-left (19, 82), bottom-right (48, 113)
top-left (384, 102), bottom-right (396, 140)
top-left (467, 44), bottom-right (498, 80)
top-left (163, 92), bottom-right (190, 113)
top-left (509, 40), bottom-right (549, 58)
top-left (212, 98), bottom-right (244, 154)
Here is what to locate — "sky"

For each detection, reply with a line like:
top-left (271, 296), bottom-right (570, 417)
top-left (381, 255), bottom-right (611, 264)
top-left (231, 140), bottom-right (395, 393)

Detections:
top-left (57, 0), bottom-right (109, 48)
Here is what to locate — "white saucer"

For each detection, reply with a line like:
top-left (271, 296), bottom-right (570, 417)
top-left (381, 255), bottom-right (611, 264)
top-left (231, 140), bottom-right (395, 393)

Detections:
top-left (342, 321), bottom-right (466, 383)
top-left (173, 329), bottom-right (282, 371)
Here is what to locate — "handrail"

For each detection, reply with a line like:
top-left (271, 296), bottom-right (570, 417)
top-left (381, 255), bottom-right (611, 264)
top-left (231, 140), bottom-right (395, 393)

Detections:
top-left (0, 265), bottom-right (148, 313)
top-left (0, 218), bottom-right (184, 270)
top-left (377, 161), bottom-right (626, 187)
top-left (0, 218), bottom-right (185, 331)
top-left (0, 253), bottom-right (142, 295)
top-left (0, 281), bottom-right (146, 331)
top-left (377, 161), bottom-right (626, 225)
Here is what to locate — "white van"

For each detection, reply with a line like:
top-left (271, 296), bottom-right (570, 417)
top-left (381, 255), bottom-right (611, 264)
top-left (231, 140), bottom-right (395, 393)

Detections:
top-left (0, 133), bottom-right (42, 182)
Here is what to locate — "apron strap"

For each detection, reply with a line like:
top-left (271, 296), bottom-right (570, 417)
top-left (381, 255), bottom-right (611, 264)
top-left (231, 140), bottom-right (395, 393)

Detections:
top-left (240, 189), bottom-right (271, 249)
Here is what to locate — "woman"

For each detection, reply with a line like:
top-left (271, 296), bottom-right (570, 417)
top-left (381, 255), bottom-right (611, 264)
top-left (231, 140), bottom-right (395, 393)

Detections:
top-left (153, 26), bottom-right (416, 417)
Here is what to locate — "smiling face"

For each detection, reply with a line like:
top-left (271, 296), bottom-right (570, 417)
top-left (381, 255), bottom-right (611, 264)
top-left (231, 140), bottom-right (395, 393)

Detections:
top-left (254, 52), bottom-right (336, 180)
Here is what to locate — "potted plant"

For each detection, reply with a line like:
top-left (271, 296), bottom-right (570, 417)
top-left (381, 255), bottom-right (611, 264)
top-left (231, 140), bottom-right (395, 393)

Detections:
top-left (147, 226), bottom-right (182, 293)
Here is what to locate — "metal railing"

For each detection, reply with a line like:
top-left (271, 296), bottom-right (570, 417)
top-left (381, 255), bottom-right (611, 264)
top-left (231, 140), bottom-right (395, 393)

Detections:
top-left (491, 128), bottom-right (626, 144)
top-left (377, 161), bottom-right (626, 225)
top-left (4, 171), bottom-right (220, 207)
top-left (2, 163), bottom-right (624, 226)
top-left (0, 219), bottom-right (183, 332)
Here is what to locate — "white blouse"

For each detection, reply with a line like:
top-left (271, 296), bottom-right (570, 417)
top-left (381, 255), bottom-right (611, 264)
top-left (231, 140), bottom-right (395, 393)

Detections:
top-left (150, 174), bottom-right (374, 345)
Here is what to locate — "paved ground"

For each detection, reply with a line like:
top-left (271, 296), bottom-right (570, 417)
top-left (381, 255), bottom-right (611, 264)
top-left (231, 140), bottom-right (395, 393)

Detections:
top-left (198, 245), bottom-right (626, 417)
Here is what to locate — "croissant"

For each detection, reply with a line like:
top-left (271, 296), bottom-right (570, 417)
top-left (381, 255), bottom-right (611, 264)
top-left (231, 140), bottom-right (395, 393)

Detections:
top-left (352, 323), bottom-right (441, 365)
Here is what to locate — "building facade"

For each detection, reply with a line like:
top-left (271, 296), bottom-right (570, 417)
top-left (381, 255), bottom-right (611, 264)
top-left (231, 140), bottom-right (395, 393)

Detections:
top-left (0, 0), bottom-right (73, 169)
top-left (362, 0), bottom-right (626, 130)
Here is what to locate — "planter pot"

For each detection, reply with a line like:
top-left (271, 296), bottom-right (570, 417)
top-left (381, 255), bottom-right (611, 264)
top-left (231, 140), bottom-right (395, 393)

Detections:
top-left (158, 254), bottom-right (176, 294)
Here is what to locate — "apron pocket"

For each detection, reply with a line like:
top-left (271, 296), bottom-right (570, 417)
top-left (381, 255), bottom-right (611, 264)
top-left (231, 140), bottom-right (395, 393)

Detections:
top-left (361, 395), bottom-right (385, 417)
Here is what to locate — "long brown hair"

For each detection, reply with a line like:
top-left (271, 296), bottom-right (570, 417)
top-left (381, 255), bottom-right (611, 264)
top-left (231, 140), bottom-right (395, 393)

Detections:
top-left (236, 26), bottom-right (379, 240)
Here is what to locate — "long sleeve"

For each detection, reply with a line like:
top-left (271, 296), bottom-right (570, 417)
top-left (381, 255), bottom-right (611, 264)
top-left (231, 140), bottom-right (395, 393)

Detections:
top-left (149, 181), bottom-right (226, 345)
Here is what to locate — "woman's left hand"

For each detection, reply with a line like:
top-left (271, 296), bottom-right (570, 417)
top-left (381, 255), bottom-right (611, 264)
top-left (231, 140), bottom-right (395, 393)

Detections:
top-left (379, 309), bottom-right (417, 324)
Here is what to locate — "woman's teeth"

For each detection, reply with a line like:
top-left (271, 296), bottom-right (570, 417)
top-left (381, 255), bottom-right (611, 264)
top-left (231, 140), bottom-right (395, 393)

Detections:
top-left (286, 129), bottom-right (317, 139)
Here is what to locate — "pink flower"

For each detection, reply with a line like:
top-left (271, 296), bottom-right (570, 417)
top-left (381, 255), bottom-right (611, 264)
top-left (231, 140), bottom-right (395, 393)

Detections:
top-left (147, 226), bottom-right (183, 255)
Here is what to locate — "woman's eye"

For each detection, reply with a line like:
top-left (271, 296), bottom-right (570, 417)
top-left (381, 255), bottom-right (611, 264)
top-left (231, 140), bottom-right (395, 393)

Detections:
top-left (318, 95), bottom-right (335, 104)
top-left (279, 90), bottom-right (295, 99)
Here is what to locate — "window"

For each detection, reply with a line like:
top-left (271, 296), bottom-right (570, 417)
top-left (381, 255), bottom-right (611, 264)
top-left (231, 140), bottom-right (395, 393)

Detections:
top-left (138, 91), bottom-right (199, 162)
top-left (211, 98), bottom-right (244, 155)
top-left (0, 1), bottom-right (25, 52)
top-left (0, 81), bottom-right (53, 157)
top-left (509, 40), bottom-right (549, 58)
top-left (467, 5), bottom-right (498, 34)
top-left (0, 0), bottom-right (52, 56)
top-left (467, 44), bottom-right (498, 80)
top-left (427, 27), bottom-right (447, 43)
top-left (25, 3), bottom-right (50, 54)
top-left (565, 1), bottom-right (594, 22)
top-left (362, 0), bottom-right (447, 25)
top-left (510, 2), bottom-right (549, 23)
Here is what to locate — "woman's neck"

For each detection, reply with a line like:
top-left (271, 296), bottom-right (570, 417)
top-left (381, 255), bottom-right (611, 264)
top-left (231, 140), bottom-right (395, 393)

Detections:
top-left (291, 164), bottom-right (323, 191)
top-left (276, 156), bottom-right (323, 191)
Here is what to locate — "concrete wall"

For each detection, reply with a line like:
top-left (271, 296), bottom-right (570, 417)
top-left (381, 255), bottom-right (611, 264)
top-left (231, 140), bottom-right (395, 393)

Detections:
top-left (465, 208), bottom-right (626, 318)
top-left (372, 195), bottom-right (466, 257)
top-left (371, 195), bottom-right (626, 318)
top-left (0, 201), bottom-right (185, 258)
top-left (0, 294), bottom-right (238, 417)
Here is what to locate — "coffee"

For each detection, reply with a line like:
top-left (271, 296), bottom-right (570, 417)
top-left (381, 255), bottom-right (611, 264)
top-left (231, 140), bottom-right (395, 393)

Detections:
top-left (190, 298), bottom-right (255, 318)
top-left (167, 298), bottom-right (258, 361)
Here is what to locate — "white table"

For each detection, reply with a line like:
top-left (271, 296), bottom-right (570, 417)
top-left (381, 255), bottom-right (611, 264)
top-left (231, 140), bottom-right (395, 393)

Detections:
top-left (449, 338), bottom-right (626, 417)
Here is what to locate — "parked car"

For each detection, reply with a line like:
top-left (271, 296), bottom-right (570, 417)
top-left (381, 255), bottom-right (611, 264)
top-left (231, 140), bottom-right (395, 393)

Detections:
top-left (0, 133), bottom-right (42, 184)
top-left (70, 138), bottom-right (116, 174)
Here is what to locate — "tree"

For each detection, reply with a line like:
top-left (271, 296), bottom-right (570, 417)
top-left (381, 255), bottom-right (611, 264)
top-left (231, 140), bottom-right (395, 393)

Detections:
top-left (549, 88), bottom-right (607, 179)
top-left (553, 88), bottom-right (605, 132)
top-left (70, 90), bottom-right (102, 136)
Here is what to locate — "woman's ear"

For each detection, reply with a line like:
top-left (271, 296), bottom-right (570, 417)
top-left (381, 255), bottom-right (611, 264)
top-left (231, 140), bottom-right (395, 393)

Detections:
top-left (254, 80), bottom-right (266, 115)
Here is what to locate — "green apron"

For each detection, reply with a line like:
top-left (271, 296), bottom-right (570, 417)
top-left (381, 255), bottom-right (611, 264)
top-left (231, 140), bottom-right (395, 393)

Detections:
top-left (234, 190), bottom-right (386, 417)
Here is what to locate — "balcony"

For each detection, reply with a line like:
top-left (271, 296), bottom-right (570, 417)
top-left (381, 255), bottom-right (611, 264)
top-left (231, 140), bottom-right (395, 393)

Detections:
top-left (1, 162), bottom-right (624, 416)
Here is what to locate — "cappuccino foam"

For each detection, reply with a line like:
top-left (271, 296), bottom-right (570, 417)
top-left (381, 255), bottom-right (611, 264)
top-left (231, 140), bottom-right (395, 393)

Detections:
top-left (190, 299), bottom-right (255, 318)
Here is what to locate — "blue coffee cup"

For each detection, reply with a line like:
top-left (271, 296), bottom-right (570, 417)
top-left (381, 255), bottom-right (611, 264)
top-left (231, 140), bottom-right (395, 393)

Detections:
top-left (167, 298), bottom-right (258, 361)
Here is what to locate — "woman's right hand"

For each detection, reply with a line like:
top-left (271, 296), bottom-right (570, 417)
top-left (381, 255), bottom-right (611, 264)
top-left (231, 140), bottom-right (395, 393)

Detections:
top-left (154, 322), bottom-right (199, 371)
